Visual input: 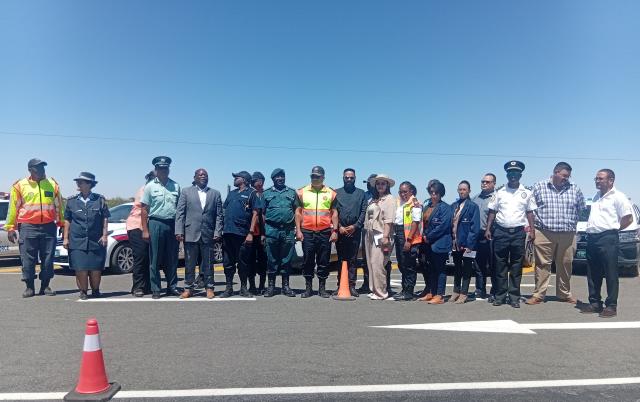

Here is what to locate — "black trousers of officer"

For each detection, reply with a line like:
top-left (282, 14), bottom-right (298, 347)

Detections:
top-left (493, 225), bottom-right (526, 303)
top-left (394, 225), bottom-right (418, 291)
top-left (336, 230), bottom-right (361, 287)
top-left (586, 230), bottom-right (619, 308)
top-left (301, 229), bottom-right (331, 280)
top-left (222, 233), bottom-right (250, 284)
top-left (128, 228), bottom-right (150, 293)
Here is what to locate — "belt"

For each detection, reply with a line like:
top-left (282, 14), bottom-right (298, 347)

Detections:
top-left (588, 229), bottom-right (618, 238)
top-left (495, 225), bottom-right (524, 234)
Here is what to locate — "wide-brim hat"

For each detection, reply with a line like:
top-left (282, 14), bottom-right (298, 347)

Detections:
top-left (368, 174), bottom-right (395, 188)
top-left (74, 172), bottom-right (98, 184)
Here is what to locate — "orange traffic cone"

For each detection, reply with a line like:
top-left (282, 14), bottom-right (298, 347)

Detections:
top-left (332, 261), bottom-right (356, 301)
top-left (64, 318), bottom-right (120, 401)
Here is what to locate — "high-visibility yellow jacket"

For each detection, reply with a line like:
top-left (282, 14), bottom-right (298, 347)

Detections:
top-left (4, 176), bottom-right (64, 231)
top-left (297, 185), bottom-right (336, 231)
top-left (398, 196), bottom-right (423, 245)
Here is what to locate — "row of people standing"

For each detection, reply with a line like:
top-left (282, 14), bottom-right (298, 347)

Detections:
top-left (6, 157), bottom-right (634, 319)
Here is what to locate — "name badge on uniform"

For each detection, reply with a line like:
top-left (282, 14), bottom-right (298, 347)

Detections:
top-left (44, 191), bottom-right (54, 197)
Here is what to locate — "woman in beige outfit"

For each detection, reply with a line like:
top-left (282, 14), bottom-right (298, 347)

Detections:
top-left (364, 174), bottom-right (396, 300)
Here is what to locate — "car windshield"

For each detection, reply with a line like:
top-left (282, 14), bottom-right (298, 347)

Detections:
top-left (0, 202), bottom-right (8, 221)
top-left (108, 204), bottom-right (133, 224)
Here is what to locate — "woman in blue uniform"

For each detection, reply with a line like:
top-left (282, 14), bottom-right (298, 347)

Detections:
top-left (63, 172), bottom-right (110, 300)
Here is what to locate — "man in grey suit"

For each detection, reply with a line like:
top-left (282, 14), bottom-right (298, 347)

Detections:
top-left (175, 168), bottom-right (223, 299)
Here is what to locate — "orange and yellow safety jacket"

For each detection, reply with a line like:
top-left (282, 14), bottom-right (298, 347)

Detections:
top-left (297, 185), bottom-right (336, 232)
top-left (4, 176), bottom-right (64, 231)
top-left (399, 196), bottom-right (423, 245)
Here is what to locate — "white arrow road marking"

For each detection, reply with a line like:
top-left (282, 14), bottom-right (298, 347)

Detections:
top-left (372, 320), bottom-right (640, 334)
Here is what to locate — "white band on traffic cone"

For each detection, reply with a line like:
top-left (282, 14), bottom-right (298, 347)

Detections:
top-left (83, 334), bottom-right (101, 352)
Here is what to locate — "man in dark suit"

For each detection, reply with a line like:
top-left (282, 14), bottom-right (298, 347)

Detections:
top-left (175, 168), bottom-right (223, 299)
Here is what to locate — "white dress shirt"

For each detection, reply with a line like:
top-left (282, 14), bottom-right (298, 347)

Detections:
top-left (197, 186), bottom-right (207, 210)
top-left (488, 184), bottom-right (537, 228)
top-left (585, 187), bottom-right (633, 234)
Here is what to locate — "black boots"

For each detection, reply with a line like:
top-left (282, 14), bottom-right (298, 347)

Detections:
top-left (281, 276), bottom-right (296, 297)
top-left (318, 279), bottom-right (330, 298)
top-left (301, 278), bottom-right (313, 298)
top-left (264, 276), bottom-right (276, 298)
top-left (22, 279), bottom-right (35, 298)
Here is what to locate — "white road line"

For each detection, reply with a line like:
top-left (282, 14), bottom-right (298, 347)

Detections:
top-left (76, 297), bottom-right (256, 302)
top-left (4, 377), bottom-right (640, 400)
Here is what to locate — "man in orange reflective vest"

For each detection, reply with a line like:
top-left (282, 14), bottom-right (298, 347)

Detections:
top-left (295, 166), bottom-right (338, 298)
top-left (6, 158), bottom-right (65, 298)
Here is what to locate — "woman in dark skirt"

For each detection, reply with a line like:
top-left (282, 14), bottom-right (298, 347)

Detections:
top-left (63, 172), bottom-right (110, 300)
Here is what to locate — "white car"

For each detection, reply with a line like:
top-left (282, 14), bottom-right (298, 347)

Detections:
top-left (0, 198), bottom-right (21, 259)
top-left (54, 203), bottom-right (224, 274)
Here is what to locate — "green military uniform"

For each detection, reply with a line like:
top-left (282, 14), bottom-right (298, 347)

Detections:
top-left (141, 157), bottom-right (181, 295)
top-left (263, 186), bottom-right (301, 276)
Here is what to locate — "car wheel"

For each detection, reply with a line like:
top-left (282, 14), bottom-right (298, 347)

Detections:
top-left (213, 241), bottom-right (223, 263)
top-left (109, 242), bottom-right (134, 274)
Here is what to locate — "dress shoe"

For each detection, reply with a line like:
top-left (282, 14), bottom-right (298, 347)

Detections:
top-left (357, 284), bottom-right (371, 294)
top-left (394, 292), bottom-right (414, 301)
top-left (449, 292), bottom-right (460, 303)
top-left (350, 286), bottom-right (359, 297)
top-left (599, 306), bottom-right (617, 318)
top-left (454, 294), bottom-right (468, 304)
top-left (580, 303), bottom-right (603, 314)
top-left (180, 289), bottom-right (192, 299)
top-left (165, 288), bottom-right (181, 297)
top-left (557, 296), bottom-right (577, 304)
top-left (418, 293), bottom-right (434, 301)
top-left (79, 290), bottom-right (88, 300)
top-left (206, 288), bottom-right (215, 299)
top-left (91, 289), bottom-right (102, 298)
top-left (239, 285), bottom-right (252, 298)
top-left (525, 296), bottom-right (544, 305)
top-left (22, 287), bottom-right (35, 298)
top-left (427, 295), bottom-right (444, 304)
top-left (133, 289), bottom-right (144, 297)
top-left (152, 292), bottom-right (161, 299)
top-left (219, 284), bottom-right (234, 298)
top-left (39, 286), bottom-right (56, 296)
top-left (510, 302), bottom-right (520, 308)
top-left (492, 300), bottom-right (504, 306)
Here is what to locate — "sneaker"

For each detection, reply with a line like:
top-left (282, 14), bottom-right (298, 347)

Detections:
top-left (22, 287), bottom-right (35, 298)
top-left (79, 291), bottom-right (88, 300)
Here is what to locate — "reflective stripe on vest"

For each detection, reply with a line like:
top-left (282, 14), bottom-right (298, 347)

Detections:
top-left (401, 196), bottom-right (423, 245)
top-left (298, 185), bottom-right (336, 231)
top-left (5, 177), bottom-right (64, 230)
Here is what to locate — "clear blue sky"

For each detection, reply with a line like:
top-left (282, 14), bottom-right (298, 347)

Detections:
top-left (1, 0), bottom-right (639, 203)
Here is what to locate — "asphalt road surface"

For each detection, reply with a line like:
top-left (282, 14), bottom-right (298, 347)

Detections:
top-left (1, 267), bottom-right (640, 401)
